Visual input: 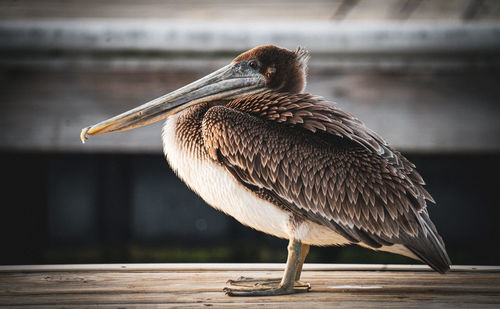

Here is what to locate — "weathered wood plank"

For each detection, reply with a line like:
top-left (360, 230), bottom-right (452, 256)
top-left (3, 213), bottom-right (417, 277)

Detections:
top-left (1, 20), bottom-right (499, 54)
top-left (0, 264), bottom-right (498, 308)
top-left (1, 0), bottom-right (499, 21)
top-left (0, 0), bottom-right (341, 21)
top-left (1, 263), bottom-right (498, 272)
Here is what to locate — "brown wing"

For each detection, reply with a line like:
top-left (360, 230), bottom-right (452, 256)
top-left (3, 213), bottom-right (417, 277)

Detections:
top-left (202, 93), bottom-right (450, 272)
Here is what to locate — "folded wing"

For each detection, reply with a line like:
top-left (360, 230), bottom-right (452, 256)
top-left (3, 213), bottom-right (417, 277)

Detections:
top-left (201, 93), bottom-right (451, 273)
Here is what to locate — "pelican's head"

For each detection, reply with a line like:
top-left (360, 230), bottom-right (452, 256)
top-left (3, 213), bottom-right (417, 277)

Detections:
top-left (80, 45), bottom-right (309, 142)
top-left (233, 45), bottom-right (309, 93)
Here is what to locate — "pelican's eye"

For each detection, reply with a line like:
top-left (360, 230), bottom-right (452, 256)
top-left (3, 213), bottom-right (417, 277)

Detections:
top-left (248, 60), bottom-right (260, 70)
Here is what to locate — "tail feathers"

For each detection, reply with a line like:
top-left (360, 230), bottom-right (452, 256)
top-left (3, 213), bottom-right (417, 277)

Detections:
top-left (405, 211), bottom-right (451, 274)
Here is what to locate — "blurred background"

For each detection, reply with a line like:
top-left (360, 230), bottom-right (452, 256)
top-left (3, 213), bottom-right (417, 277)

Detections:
top-left (1, 0), bottom-right (500, 266)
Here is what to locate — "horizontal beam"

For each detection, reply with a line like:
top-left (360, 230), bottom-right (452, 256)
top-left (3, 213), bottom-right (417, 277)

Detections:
top-left (1, 0), bottom-right (500, 22)
top-left (0, 263), bottom-right (498, 273)
top-left (1, 0), bottom-right (498, 21)
top-left (1, 20), bottom-right (500, 55)
top-left (1, 66), bottom-right (499, 153)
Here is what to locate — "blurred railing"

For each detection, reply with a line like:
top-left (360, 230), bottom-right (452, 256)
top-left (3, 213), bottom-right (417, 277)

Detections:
top-left (1, 0), bottom-right (500, 153)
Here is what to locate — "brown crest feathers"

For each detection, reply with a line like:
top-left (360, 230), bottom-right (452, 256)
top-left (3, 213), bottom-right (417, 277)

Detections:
top-left (294, 46), bottom-right (310, 71)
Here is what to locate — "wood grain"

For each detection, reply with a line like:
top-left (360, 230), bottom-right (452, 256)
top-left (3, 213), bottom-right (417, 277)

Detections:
top-left (0, 0), bottom-right (499, 21)
top-left (0, 264), bottom-right (499, 308)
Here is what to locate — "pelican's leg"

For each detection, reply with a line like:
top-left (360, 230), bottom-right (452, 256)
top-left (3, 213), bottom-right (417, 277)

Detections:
top-left (224, 239), bottom-right (311, 296)
top-left (227, 243), bottom-right (311, 288)
top-left (295, 243), bottom-right (310, 283)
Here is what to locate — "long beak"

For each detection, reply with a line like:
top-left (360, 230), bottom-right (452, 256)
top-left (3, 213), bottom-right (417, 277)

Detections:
top-left (80, 62), bottom-right (266, 143)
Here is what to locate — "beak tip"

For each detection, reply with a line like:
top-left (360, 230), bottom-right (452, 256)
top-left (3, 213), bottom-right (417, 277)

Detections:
top-left (80, 126), bottom-right (91, 144)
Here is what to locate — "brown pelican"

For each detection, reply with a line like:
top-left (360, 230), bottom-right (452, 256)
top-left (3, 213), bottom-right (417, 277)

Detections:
top-left (81, 45), bottom-right (451, 296)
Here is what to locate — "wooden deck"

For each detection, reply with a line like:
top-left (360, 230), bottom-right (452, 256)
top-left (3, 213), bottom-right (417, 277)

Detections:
top-left (1, 264), bottom-right (499, 308)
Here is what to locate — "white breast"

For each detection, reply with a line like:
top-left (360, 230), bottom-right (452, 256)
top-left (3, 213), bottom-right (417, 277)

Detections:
top-left (162, 114), bottom-right (293, 240)
top-left (161, 113), bottom-right (351, 246)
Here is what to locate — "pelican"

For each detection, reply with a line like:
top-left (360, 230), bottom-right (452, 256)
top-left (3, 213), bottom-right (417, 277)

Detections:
top-left (81, 45), bottom-right (451, 296)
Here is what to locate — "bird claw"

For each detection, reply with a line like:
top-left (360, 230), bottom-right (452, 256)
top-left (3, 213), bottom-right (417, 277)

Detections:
top-left (223, 284), bottom-right (311, 296)
top-left (226, 276), bottom-right (252, 285)
top-left (224, 276), bottom-right (311, 296)
top-left (226, 276), bottom-right (282, 287)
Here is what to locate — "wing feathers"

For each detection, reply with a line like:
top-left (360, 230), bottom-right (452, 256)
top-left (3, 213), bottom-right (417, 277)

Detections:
top-left (202, 94), bottom-right (449, 270)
